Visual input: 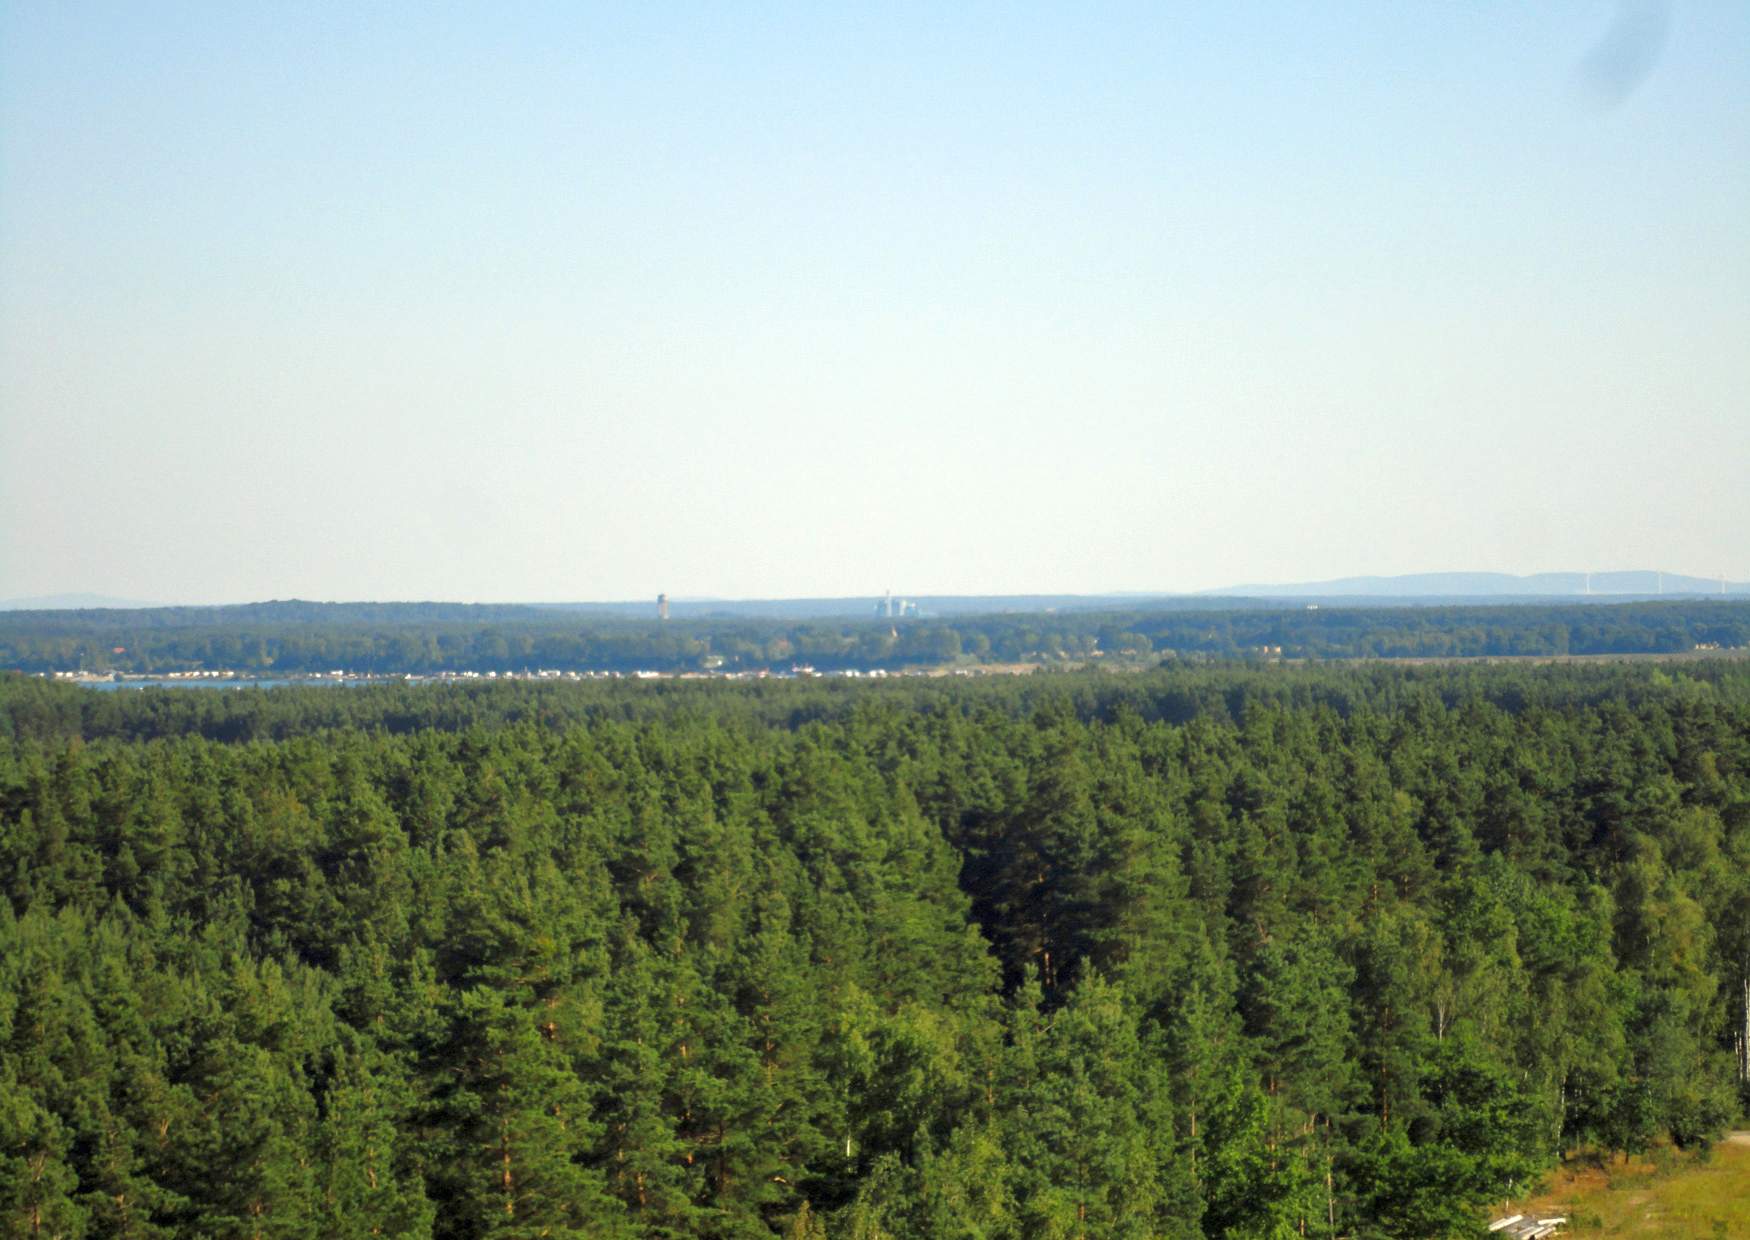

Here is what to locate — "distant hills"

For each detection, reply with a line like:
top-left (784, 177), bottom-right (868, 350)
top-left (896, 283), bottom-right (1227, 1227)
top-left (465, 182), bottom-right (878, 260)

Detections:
top-left (1210, 571), bottom-right (1748, 599)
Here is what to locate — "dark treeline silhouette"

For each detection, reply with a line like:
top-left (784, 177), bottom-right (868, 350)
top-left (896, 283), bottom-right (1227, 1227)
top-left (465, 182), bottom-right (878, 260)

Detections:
top-left (3, 598), bottom-right (1749, 674)
top-left (3, 662), bottom-right (1748, 1237)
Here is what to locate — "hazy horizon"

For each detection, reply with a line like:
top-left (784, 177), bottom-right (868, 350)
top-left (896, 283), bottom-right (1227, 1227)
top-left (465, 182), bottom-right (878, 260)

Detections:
top-left (4, 3), bottom-right (1747, 603)
top-left (5, 566), bottom-right (1749, 612)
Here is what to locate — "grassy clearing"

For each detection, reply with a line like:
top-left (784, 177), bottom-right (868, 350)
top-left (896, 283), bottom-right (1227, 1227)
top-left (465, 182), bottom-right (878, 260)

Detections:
top-left (1493, 1133), bottom-right (1750, 1238)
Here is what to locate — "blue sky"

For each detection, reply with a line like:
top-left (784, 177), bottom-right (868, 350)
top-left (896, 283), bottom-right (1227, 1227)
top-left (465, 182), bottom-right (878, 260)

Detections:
top-left (2, 2), bottom-right (1746, 602)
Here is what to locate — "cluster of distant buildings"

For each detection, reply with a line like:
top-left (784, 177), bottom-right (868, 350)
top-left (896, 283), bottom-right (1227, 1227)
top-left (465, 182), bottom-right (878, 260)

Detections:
top-left (39, 663), bottom-right (1037, 688)
top-left (51, 669), bottom-right (242, 682)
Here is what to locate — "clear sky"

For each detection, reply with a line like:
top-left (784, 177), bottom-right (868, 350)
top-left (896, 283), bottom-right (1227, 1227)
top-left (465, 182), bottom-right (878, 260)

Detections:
top-left (2, 2), bottom-right (1746, 604)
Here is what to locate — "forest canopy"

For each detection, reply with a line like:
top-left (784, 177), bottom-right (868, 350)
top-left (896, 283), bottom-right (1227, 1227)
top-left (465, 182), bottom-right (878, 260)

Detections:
top-left (2, 661), bottom-right (1748, 1238)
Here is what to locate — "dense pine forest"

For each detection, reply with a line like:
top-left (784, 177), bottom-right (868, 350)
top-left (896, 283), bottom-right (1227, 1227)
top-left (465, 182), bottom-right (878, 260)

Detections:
top-left (3, 662), bottom-right (1749, 1238)
top-left (4, 598), bottom-right (1749, 674)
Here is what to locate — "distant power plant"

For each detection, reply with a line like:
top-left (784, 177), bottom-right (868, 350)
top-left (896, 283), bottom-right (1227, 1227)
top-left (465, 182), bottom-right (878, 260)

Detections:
top-left (657, 593), bottom-right (669, 622)
top-left (876, 590), bottom-right (919, 619)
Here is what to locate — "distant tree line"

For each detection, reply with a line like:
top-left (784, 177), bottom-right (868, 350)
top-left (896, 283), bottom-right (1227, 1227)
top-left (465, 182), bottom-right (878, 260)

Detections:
top-left (3, 599), bottom-right (1749, 675)
top-left (2, 661), bottom-right (1748, 1237)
